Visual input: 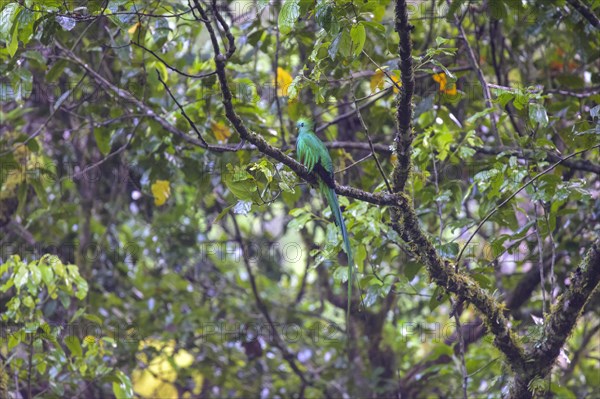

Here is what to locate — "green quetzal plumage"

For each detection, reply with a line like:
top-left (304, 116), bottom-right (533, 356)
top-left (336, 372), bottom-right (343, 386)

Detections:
top-left (295, 118), bottom-right (355, 324)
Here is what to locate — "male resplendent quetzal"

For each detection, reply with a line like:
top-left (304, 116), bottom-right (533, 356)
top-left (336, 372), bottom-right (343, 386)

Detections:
top-left (296, 118), bottom-right (355, 324)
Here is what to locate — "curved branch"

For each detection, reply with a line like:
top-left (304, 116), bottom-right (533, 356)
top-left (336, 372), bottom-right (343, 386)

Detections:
top-left (394, 204), bottom-right (526, 374)
top-left (509, 238), bottom-right (600, 399)
top-left (190, 0), bottom-right (404, 208)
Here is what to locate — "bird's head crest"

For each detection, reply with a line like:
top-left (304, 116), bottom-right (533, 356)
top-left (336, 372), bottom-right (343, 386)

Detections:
top-left (296, 118), bottom-right (313, 131)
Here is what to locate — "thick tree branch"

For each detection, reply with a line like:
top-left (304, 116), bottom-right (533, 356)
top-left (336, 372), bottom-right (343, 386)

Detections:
top-left (190, 1), bottom-right (408, 208)
top-left (509, 238), bottom-right (600, 399)
top-left (566, 0), bottom-right (600, 28)
top-left (195, 0), bottom-right (530, 380)
top-left (390, 0), bottom-right (416, 193)
top-left (395, 204), bottom-right (526, 374)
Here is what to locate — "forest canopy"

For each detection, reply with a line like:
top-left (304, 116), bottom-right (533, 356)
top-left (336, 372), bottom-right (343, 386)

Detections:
top-left (0, 0), bottom-right (599, 398)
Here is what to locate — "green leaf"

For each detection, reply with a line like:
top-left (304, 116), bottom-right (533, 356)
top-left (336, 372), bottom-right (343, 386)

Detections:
top-left (333, 266), bottom-right (349, 284)
top-left (30, 179), bottom-right (48, 208)
top-left (0, 4), bottom-right (21, 40)
top-left (257, 0), bottom-right (270, 13)
top-left (53, 88), bottom-right (72, 112)
top-left (435, 37), bottom-right (450, 46)
top-left (39, 263), bottom-right (54, 285)
top-left (224, 174), bottom-right (257, 201)
top-left (446, 0), bottom-right (467, 20)
top-left (94, 129), bottom-right (112, 155)
top-left (429, 286), bottom-right (448, 311)
top-left (22, 295), bottom-right (35, 308)
top-left (214, 205), bottom-right (234, 223)
top-left (278, 0), bottom-right (300, 35)
top-left (513, 93), bottom-right (528, 110)
top-left (355, 244), bottom-right (366, 272)
top-left (404, 261), bottom-right (423, 280)
top-left (338, 29), bottom-right (352, 58)
top-left (315, 2), bottom-right (333, 31)
top-left (112, 370), bottom-right (134, 399)
top-left (529, 103), bottom-right (549, 127)
top-left (7, 22), bottom-right (20, 57)
top-left (350, 24), bottom-right (366, 57)
top-left (489, 0), bottom-right (507, 19)
top-left (363, 285), bottom-right (379, 307)
top-left (437, 242), bottom-right (459, 259)
top-left (466, 107), bottom-right (495, 124)
top-left (329, 29), bottom-right (353, 60)
top-left (14, 264), bottom-right (29, 289)
top-left (29, 264), bottom-right (42, 285)
top-left (46, 60), bottom-right (67, 83)
top-left (74, 277), bottom-right (89, 300)
top-left (11, 68), bottom-right (33, 102)
top-left (329, 33), bottom-right (342, 60)
top-left (361, 21), bottom-right (385, 33)
top-left (495, 91), bottom-right (515, 107)
top-left (65, 336), bottom-right (83, 358)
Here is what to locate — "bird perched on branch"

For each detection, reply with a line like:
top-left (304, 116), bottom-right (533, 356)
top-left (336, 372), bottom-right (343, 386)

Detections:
top-left (295, 118), bottom-right (355, 326)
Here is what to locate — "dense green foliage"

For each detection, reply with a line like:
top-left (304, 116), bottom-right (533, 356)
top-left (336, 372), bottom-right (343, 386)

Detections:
top-left (1, 0), bottom-right (599, 397)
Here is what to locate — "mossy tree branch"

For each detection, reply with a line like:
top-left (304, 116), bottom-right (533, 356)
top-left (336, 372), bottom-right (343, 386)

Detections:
top-left (390, 0), bottom-right (416, 193)
top-left (508, 238), bottom-right (600, 399)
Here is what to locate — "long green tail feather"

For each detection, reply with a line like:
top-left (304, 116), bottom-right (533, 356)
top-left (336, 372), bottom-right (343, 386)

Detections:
top-left (319, 180), bottom-right (354, 327)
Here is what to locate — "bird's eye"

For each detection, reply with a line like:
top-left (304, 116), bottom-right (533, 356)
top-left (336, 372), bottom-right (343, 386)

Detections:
top-left (300, 123), bottom-right (304, 127)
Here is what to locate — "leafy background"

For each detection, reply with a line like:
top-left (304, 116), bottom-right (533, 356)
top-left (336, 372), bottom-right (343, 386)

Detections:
top-left (0, 0), bottom-right (599, 398)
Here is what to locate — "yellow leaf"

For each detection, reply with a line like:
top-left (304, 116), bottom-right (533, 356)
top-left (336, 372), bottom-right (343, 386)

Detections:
top-left (133, 339), bottom-right (203, 398)
top-left (211, 121), bottom-right (231, 142)
top-left (275, 67), bottom-right (293, 97)
top-left (432, 72), bottom-right (457, 96)
top-left (151, 180), bottom-right (171, 206)
top-left (370, 69), bottom-right (385, 93)
top-left (83, 335), bottom-right (96, 345)
top-left (391, 73), bottom-right (401, 94)
top-left (371, 68), bottom-right (401, 93)
top-left (128, 22), bottom-right (140, 35)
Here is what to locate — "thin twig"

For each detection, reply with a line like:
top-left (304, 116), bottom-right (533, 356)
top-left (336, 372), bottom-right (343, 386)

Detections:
top-left (350, 78), bottom-right (392, 192)
top-left (456, 143), bottom-right (600, 265)
top-left (230, 213), bottom-right (312, 387)
top-left (362, 50), bottom-right (402, 92)
top-left (546, 85), bottom-right (600, 98)
top-left (533, 203), bottom-right (547, 317)
top-left (543, 203), bottom-right (557, 304)
top-left (156, 69), bottom-right (209, 147)
top-left (317, 89), bottom-right (392, 134)
top-left (273, 18), bottom-right (286, 146)
top-left (131, 41), bottom-right (216, 78)
top-left (211, 0), bottom-right (236, 59)
top-left (335, 154), bottom-right (373, 174)
top-left (451, 1), bottom-right (501, 144)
